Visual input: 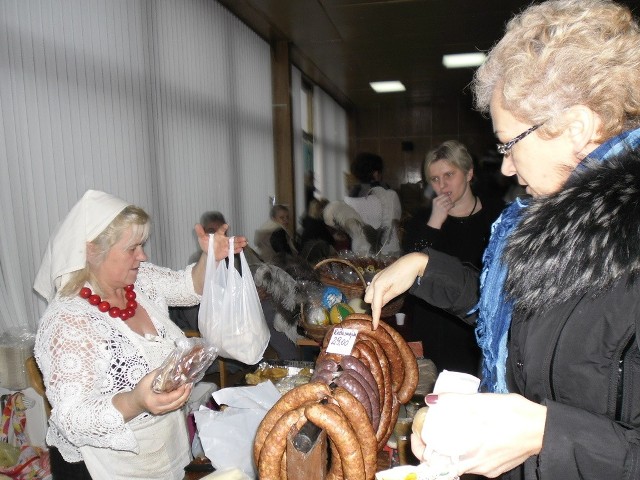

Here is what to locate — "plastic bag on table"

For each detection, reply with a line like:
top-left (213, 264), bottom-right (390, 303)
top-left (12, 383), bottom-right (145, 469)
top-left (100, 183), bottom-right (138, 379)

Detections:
top-left (198, 236), bottom-right (270, 365)
top-left (152, 337), bottom-right (218, 393)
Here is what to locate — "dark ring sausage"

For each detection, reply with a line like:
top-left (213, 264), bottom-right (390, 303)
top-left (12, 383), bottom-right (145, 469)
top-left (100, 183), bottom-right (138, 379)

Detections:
top-left (335, 371), bottom-right (373, 423)
top-left (339, 367), bottom-right (380, 431)
top-left (340, 356), bottom-right (380, 404)
top-left (353, 342), bottom-right (385, 401)
top-left (327, 317), bottom-right (405, 392)
top-left (358, 337), bottom-right (393, 448)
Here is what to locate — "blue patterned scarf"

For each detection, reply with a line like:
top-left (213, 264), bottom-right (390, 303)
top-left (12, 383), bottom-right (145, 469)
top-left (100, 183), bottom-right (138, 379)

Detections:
top-left (475, 126), bottom-right (640, 393)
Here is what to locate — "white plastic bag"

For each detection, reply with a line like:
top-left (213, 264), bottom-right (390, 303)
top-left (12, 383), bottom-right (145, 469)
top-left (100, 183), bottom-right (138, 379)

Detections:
top-left (198, 236), bottom-right (269, 365)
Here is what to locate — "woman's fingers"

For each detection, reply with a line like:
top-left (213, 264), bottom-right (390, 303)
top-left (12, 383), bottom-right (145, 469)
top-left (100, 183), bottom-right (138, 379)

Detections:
top-left (419, 393), bottom-right (546, 478)
top-left (364, 253), bottom-right (429, 328)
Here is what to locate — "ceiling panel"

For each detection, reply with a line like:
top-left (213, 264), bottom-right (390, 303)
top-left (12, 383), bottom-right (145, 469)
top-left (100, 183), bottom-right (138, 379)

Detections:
top-left (217, 0), bottom-right (639, 111)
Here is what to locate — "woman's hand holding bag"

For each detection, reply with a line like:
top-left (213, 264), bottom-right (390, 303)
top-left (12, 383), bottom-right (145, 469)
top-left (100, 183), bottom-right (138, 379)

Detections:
top-left (198, 235), bottom-right (270, 365)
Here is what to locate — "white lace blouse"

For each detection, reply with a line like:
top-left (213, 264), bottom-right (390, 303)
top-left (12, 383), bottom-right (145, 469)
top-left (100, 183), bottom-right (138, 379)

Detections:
top-left (35, 262), bottom-right (200, 463)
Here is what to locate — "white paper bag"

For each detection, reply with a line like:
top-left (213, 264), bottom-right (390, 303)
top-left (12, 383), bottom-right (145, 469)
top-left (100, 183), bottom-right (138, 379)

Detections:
top-left (194, 382), bottom-right (281, 479)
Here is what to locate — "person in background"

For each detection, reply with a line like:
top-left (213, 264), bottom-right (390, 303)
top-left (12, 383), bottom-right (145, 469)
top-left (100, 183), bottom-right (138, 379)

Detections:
top-left (346, 152), bottom-right (402, 255)
top-left (188, 211), bottom-right (227, 263)
top-left (348, 151), bottom-right (390, 196)
top-left (253, 204), bottom-right (298, 262)
top-left (365, 1), bottom-right (640, 478)
top-left (33, 190), bottom-right (246, 480)
top-left (298, 198), bottom-right (337, 263)
top-left (402, 140), bottom-right (503, 375)
top-left (170, 210), bottom-right (229, 332)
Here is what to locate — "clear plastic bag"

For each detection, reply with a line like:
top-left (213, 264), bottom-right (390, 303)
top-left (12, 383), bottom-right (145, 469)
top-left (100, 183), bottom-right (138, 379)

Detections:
top-left (198, 236), bottom-right (270, 365)
top-left (152, 337), bottom-right (218, 393)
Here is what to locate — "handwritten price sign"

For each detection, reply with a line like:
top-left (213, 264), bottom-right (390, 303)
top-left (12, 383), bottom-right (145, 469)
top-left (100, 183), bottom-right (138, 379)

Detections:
top-left (326, 328), bottom-right (358, 355)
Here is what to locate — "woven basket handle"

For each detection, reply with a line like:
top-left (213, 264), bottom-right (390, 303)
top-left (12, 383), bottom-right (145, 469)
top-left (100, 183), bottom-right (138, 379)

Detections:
top-left (313, 257), bottom-right (367, 289)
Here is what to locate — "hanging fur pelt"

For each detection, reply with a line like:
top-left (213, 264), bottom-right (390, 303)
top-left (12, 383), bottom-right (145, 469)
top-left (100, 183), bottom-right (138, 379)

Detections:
top-left (323, 200), bottom-right (388, 254)
top-left (254, 263), bottom-right (301, 312)
top-left (253, 255), bottom-right (323, 343)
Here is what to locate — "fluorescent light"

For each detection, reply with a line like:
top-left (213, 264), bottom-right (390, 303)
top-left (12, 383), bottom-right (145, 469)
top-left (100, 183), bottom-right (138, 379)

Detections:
top-left (370, 81), bottom-right (406, 93)
top-left (442, 53), bottom-right (487, 69)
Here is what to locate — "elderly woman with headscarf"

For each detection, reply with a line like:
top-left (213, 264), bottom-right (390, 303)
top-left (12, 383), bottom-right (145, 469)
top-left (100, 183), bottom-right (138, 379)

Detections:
top-left (33, 190), bottom-right (246, 480)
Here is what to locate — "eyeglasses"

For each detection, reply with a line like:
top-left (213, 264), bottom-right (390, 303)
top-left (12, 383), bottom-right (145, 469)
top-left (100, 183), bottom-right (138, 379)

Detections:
top-left (496, 124), bottom-right (542, 156)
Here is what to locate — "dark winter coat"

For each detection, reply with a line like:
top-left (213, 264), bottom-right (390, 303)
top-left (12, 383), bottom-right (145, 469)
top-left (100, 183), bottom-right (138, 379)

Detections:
top-left (409, 149), bottom-right (640, 479)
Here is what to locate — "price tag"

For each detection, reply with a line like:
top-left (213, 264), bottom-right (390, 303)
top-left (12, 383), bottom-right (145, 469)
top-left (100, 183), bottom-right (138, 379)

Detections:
top-left (325, 328), bottom-right (358, 355)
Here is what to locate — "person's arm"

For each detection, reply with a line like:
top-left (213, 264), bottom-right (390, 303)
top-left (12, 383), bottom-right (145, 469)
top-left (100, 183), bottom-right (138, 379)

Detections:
top-left (427, 193), bottom-right (454, 229)
top-left (35, 310), bottom-right (139, 453)
top-left (365, 252), bottom-right (429, 328)
top-left (364, 249), bottom-right (479, 328)
top-left (419, 392), bottom-right (640, 479)
top-left (415, 393), bottom-right (547, 478)
top-left (191, 223), bottom-right (247, 295)
top-left (112, 372), bottom-right (192, 422)
top-left (409, 248), bottom-right (480, 321)
top-left (535, 400), bottom-right (640, 479)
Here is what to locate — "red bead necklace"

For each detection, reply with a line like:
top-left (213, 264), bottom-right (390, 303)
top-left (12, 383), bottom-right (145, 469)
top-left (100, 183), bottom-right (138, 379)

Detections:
top-left (79, 284), bottom-right (138, 321)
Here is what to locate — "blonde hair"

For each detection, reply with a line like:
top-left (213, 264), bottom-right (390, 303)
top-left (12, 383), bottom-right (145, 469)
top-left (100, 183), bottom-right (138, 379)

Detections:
top-left (424, 140), bottom-right (473, 182)
top-left (60, 205), bottom-right (150, 297)
top-left (473, 0), bottom-right (640, 139)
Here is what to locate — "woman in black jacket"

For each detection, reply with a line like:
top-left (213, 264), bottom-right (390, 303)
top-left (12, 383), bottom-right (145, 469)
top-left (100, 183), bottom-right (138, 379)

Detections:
top-left (402, 140), bottom-right (503, 375)
top-left (365, 1), bottom-right (640, 479)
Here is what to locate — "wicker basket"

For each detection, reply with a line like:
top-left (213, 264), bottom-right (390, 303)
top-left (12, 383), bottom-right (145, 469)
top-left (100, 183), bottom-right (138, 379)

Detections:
top-left (299, 305), bottom-right (332, 343)
top-left (313, 258), bottom-right (367, 300)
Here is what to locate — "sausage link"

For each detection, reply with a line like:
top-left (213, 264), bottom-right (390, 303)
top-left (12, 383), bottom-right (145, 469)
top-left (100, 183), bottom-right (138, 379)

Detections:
top-left (353, 342), bottom-right (385, 401)
top-left (258, 406), bottom-right (306, 480)
top-left (312, 356), bottom-right (340, 383)
top-left (329, 317), bottom-right (405, 392)
top-left (340, 367), bottom-right (380, 431)
top-left (358, 337), bottom-right (393, 447)
top-left (254, 381), bottom-right (331, 465)
top-left (377, 320), bottom-right (419, 404)
top-left (340, 356), bottom-right (380, 404)
top-left (317, 351), bottom-right (344, 365)
top-left (316, 357), bottom-right (339, 372)
top-left (305, 403), bottom-right (365, 480)
top-left (335, 372), bottom-right (373, 423)
top-left (327, 434), bottom-right (344, 480)
top-left (331, 387), bottom-right (378, 480)
top-left (311, 369), bottom-right (337, 384)
top-left (381, 394), bottom-right (401, 448)
top-left (325, 403), bottom-right (347, 480)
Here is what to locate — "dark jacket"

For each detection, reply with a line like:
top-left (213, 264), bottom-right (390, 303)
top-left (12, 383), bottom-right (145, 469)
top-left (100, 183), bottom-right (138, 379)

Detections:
top-left (409, 150), bottom-right (640, 479)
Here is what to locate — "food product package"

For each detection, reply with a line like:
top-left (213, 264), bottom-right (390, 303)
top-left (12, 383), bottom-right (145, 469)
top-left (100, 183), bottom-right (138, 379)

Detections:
top-left (152, 337), bottom-right (218, 393)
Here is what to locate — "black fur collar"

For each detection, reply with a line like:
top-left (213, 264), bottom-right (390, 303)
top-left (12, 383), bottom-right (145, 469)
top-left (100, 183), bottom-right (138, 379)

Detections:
top-left (503, 149), bottom-right (640, 315)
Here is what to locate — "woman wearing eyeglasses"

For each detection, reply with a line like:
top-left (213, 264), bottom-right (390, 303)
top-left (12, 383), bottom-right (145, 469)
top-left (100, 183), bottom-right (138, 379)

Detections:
top-left (365, 1), bottom-right (640, 479)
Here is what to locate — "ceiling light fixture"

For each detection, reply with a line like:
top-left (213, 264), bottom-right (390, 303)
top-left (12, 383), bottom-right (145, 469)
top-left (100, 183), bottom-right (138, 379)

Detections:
top-left (442, 53), bottom-right (487, 69)
top-left (370, 81), bottom-right (406, 93)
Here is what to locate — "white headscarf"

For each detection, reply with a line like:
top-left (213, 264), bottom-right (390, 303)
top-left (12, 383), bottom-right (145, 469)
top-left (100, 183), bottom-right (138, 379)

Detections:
top-left (34, 190), bottom-right (130, 302)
